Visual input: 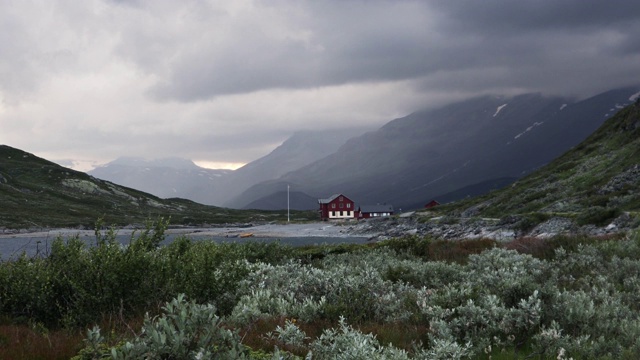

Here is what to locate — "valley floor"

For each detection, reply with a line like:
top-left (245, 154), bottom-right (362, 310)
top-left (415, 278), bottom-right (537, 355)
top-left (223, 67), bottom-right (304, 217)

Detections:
top-left (0, 221), bottom-right (378, 240)
top-left (178, 222), bottom-right (377, 239)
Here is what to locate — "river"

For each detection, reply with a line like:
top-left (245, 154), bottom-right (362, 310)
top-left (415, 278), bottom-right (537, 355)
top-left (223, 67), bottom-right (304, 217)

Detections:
top-left (0, 231), bottom-right (369, 261)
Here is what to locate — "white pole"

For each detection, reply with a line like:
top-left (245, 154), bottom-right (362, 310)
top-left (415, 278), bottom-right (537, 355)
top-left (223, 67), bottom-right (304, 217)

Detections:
top-left (287, 184), bottom-right (290, 222)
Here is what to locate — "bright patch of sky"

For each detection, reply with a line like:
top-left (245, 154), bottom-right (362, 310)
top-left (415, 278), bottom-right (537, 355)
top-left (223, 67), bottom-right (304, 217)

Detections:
top-left (194, 160), bottom-right (245, 170)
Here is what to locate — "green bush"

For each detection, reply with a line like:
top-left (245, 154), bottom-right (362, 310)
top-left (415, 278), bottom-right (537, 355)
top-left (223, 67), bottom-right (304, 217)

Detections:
top-left (376, 235), bottom-right (433, 258)
top-left (0, 219), bottom-right (296, 328)
top-left (576, 206), bottom-right (621, 226)
top-left (0, 255), bottom-right (55, 324)
top-left (65, 236), bottom-right (640, 358)
top-left (6, 220), bottom-right (640, 358)
top-left (511, 212), bottom-right (551, 233)
top-left (75, 294), bottom-right (248, 359)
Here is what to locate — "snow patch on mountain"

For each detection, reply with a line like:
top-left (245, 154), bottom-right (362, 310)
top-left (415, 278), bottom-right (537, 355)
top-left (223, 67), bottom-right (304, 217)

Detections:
top-left (514, 122), bottom-right (544, 139)
top-left (560, 104), bottom-right (568, 111)
top-left (629, 91), bottom-right (640, 102)
top-left (493, 104), bottom-right (508, 117)
top-left (603, 102), bottom-right (629, 118)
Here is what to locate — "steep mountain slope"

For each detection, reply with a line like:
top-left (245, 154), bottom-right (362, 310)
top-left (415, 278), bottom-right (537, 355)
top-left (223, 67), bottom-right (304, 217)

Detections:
top-left (243, 190), bottom-right (318, 211)
top-left (216, 127), bottom-right (369, 206)
top-left (89, 157), bottom-right (230, 205)
top-left (455, 96), bottom-right (640, 222)
top-left (230, 87), bottom-right (640, 210)
top-left (0, 146), bottom-right (285, 229)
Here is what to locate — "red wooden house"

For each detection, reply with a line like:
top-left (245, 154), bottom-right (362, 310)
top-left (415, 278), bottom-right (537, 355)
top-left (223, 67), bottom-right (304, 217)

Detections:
top-left (425, 200), bottom-right (440, 209)
top-left (318, 194), bottom-right (356, 221)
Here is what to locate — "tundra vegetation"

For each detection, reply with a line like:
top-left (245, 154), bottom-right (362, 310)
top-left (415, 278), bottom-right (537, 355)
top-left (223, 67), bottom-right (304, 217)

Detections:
top-left (0, 219), bottom-right (640, 359)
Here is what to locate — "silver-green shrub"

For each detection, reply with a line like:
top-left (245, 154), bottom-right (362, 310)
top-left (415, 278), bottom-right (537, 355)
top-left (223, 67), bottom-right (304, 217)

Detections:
top-left (308, 317), bottom-right (410, 360)
top-left (230, 288), bottom-right (326, 325)
top-left (231, 253), bottom-right (418, 324)
top-left (80, 294), bottom-right (248, 359)
top-left (266, 319), bottom-right (309, 349)
top-left (466, 248), bottom-right (546, 307)
top-left (48, 229), bottom-right (640, 358)
top-left (413, 338), bottom-right (472, 360)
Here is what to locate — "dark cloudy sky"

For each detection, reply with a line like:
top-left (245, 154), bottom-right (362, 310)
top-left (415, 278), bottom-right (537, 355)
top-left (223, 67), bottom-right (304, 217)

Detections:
top-left (1, 0), bottom-right (639, 170)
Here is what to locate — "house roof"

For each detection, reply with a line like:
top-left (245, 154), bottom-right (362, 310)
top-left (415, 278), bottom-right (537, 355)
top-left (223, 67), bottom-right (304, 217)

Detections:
top-left (318, 194), bottom-right (340, 204)
top-left (318, 193), bottom-right (352, 204)
top-left (359, 204), bottom-right (394, 213)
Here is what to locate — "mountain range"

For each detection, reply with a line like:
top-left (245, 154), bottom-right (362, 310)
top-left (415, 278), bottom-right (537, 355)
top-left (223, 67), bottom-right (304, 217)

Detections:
top-left (455, 94), bottom-right (640, 224)
top-left (229, 86), bottom-right (640, 210)
top-left (89, 127), bottom-right (368, 206)
top-left (2, 88), bottom-right (640, 229)
top-left (89, 86), bottom-right (640, 212)
top-left (88, 157), bottom-right (231, 205)
top-left (0, 145), bottom-right (301, 229)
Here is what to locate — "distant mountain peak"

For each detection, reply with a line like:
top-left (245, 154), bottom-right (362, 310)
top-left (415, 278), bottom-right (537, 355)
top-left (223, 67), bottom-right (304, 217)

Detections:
top-left (104, 157), bottom-right (201, 170)
top-left (0, 145), bottom-right (225, 228)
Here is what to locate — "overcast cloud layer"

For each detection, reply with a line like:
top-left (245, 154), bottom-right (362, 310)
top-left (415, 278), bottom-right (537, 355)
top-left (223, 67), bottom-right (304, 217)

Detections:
top-left (1, 0), bottom-right (639, 170)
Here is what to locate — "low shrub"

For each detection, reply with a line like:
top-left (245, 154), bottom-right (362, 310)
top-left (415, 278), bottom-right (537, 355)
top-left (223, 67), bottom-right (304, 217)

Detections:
top-left (74, 294), bottom-right (248, 359)
top-left (511, 212), bottom-right (552, 233)
top-left (429, 238), bottom-right (498, 263)
top-left (504, 236), bottom-right (548, 258)
top-left (376, 236), bottom-right (497, 263)
top-left (0, 219), bottom-right (297, 328)
top-left (5, 220), bottom-right (640, 358)
top-left (375, 235), bottom-right (433, 258)
top-left (576, 206), bottom-right (621, 226)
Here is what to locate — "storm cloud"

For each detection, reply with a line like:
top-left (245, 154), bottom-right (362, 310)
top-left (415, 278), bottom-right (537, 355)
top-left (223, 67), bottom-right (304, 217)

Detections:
top-left (1, 0), bottom-right (639, 170)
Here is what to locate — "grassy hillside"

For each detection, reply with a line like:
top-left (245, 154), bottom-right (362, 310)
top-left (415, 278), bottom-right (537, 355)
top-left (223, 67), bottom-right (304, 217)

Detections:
top-left (449, 99), bottom-right (640, 225)
top-left (0, 145), bottom-right (308, 229)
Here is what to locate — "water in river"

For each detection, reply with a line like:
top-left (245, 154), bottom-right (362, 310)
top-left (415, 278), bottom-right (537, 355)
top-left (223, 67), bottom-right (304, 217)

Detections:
top-left (0, 232), bottom-right (368, 261)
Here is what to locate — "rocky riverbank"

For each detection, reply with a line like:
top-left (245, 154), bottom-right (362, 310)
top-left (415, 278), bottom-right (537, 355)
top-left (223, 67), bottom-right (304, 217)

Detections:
top-left (2, 211), bottom-right (638, 243)
top-left (0, 222), bottom-right (374, 240)
top-left (345, 211), bottom-right (640, 242)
